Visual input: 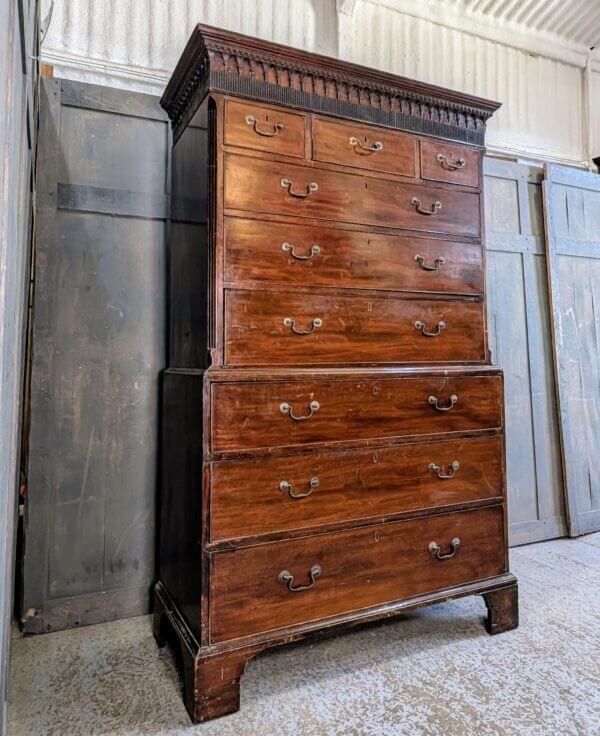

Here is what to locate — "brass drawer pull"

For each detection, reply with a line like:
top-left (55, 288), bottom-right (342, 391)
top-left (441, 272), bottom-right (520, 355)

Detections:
top-left (278, 564), bottom-right (322, 592)
top-left (429, 537), bottom-right (461, 560)
top-left (349, 136), bottom-right (383, 153)
top-left (279, 476), bottom-right (319, 499)
top-left (428, 394), bottom-right (458, 412)
top-left (282, 242), bottom-right (321, 260)
top-left (415, 320), bottom-right (445, 337)
top-left (280, 400), bottom-right (320, 420)
top-left (245, 114), bottom-right (284, 137)
top-left (411, 197), bottom-right (442, 216)
top-left (415, 254), bottom-right (445, 271)
top-left (283, 317), bottom-right (322, 335)
top-left (437, 152), bottom-right (466, 171)
top-left (429, 461), bottom-right (460, 480)
top-left (281, 178), bottom-right (319, 198)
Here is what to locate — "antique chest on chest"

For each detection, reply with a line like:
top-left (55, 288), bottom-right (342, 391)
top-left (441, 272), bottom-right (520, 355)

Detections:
top-left (154, 24), bottom-right (519, 723)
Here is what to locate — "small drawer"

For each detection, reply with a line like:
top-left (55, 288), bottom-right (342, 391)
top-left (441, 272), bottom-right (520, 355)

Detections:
top-left (210, 506), bottom-right (505, 641)
top-left (224, 100), bottom-right (306, 158)
top-left (224, 289), bottom-right (486, 366)
top-left (210, 374), bottom-right (503, 454)
top-left (312, 117), bottom-right (416, 177)
top-left (209, 436), bottom-right (503, 542)
top-left (224, 217), bottom-right (484, 296)
top-left (420, 139), bottom-right (479, 187)
top-left (224, 154), bottom-right (481, 238)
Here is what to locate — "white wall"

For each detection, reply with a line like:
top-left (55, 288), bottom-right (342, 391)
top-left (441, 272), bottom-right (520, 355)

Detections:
top-left (40, 0), bottom-right (600, 166)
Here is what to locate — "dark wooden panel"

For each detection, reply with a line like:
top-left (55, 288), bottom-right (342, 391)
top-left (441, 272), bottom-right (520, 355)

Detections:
top-left (312, 116), bottom-right (416, 176)
top-left (224, 288), bottom-right (486, 366)
top-left (224, 217), bottom-right (484, 295)
top-left (210, 506), bottom-right (505, 641)
top-left (211, 374), bottom-right (502, 453)
top-left (210, 436), bottom-right (503, 541)
top-left (224, 153), bottom-right (481, 237)
top-left (225, 98), bottom-right (306, 158)
top-left (420, 139), bottom-right (479, 187)
top-left (23, 78), bottom-right (170, 632)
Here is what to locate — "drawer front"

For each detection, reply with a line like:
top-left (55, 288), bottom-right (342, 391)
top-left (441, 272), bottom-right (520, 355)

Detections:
top-left (225, 289), bottom-right (485, 366)
top-left (224, 218), bottom-right (484, 295)
top-left (211, 375), bottom-right (502, 453)
top-left (224, 154), bottom-right (481, 237)
top-left (312, 117), bottom-right (416, 176)
top-left (224, 100), bottom-right (306, 158)
top-left (210, 436), bottom-right (503, 542)
top-left (420, 139), bottom-right (479, 188)
top-left (210, 506), bottom-right (505, 641)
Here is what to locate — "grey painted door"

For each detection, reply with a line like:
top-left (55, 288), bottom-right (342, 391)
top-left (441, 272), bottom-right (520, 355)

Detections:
top-left (21, 78), bottom-right (171, 632)
top-left (543, 163), bottom-right (600, 537)
top-left (484, 158), bottom-right (566, 546)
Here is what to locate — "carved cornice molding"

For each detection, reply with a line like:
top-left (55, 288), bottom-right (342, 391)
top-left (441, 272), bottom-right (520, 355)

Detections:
top-left (161, 24), bottom-right (501, 144)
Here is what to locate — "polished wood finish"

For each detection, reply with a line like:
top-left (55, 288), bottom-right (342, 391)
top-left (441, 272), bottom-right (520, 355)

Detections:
top-left (312, 117), bottom-right (416, 176)
top-left (224, 288), bottom-right (485, 366)
top-left (224, 218), bottom-right (484, 295)
top-left (420, 139), bottom-right (480, 188)
top-left (211, 374), bottom-right (502, 454)
top-left (210, 506), bottom-right (505, 641)
top-left (224, 154), bottom-right (481, 237)
top-left (157, 24), bottom-right (516, 724)
top-left (210, 436), bottom-right (503, 542)
top-left (224, 99), bottom-right (306, 158)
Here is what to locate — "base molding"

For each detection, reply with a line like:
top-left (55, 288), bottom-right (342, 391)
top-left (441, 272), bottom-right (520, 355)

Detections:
top-left (153, 574), bottom-right (518, 723)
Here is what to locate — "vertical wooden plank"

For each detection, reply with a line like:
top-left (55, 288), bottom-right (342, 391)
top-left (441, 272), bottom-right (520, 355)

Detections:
top-left (484, 157), bottom-right (566, 546)
top-left (543, 162), bottom-right (600, 536)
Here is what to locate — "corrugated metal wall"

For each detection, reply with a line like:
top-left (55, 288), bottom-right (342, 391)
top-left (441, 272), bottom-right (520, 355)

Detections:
top-left (40, 0), bottom-right (600, 165)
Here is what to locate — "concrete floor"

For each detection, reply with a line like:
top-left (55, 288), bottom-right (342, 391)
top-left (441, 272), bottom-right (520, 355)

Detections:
top-left (7, 533), bottom-right (600, 736)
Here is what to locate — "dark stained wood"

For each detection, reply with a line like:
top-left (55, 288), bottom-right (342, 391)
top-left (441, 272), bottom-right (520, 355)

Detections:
top-left (210, 436), bottom-right (503, 542)
top-left (156, 25), bottom-right (514, 724)
top-left (224, 98), bottom-right (306, 158)
top-left (224, 217), bottom-right (484, 295)
top-left (224, 153), bottom-right (481, 237)
top-left (211, 375), bottom-right (502, 453)
top-left (224, 289), bottom-right (485, 366)
top-left (420, 139), bottom-right (479, 188)
top-left (482, 582), bottom-right (519, 634)
top-left (210, 506), bottom-right (506, 641)
top-left (312, 116), bottom-right (416, 177)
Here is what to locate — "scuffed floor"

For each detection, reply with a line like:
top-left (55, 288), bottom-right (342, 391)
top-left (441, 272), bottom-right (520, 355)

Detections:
top-left (7, 533), bottom-right (600, 736)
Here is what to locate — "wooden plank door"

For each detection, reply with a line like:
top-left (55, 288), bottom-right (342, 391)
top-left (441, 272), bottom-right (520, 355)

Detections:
top-left (484, 158), bottom-right (566, 545)
top-left (543, 163), bottom-right (600, 536)
top-left (21, 79), bottom-right (178, 632)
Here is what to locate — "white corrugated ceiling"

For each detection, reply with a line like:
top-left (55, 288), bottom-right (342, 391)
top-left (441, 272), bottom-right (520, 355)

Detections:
top-left (428, 0), bottom-right (600, 48)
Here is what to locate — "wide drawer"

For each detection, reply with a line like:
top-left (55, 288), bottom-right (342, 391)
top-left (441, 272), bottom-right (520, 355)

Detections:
top-left (420, 139), bottom-right (479, 188)
top-left (224, 289), bottom-right (486, 366)
top-left (312, 117), bottom-right (416, 176)
top-left (224, 99), bottom-right (306, 158)
top-left (224, 154), bottom-right (481, 237)
top-left (224, 217), bottom-right (484, 295)
top-left (210, 374), bottom-right (503, 454)
top-left (210, 506), bottom-right (505, 641)
top-left (210, 436), bottom-right (503, 542)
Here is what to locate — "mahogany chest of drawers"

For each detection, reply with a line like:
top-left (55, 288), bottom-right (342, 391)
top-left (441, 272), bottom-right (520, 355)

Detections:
top-left (154, 24), bottom-right (519, 724)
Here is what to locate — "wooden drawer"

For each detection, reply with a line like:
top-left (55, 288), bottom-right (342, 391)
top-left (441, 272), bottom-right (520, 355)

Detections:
top-left (210, 374), bottom-right (502, 454)
top-left (224, 99), bottom-right (306, 158)
top-left (224, 289), bottom-right (485, 366)
top-left (224, 154), bottom-right (481, 237)
top-left (210, 506), bottom-right (505, 641)
top-left (224, 217), bottom-right (484, 295)
top-left (420, 139), bottom-right (479, 188)
top-left (312, 117), bottom-right (416, 176)
top-left (210, 436), bottom-right (503, 542)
